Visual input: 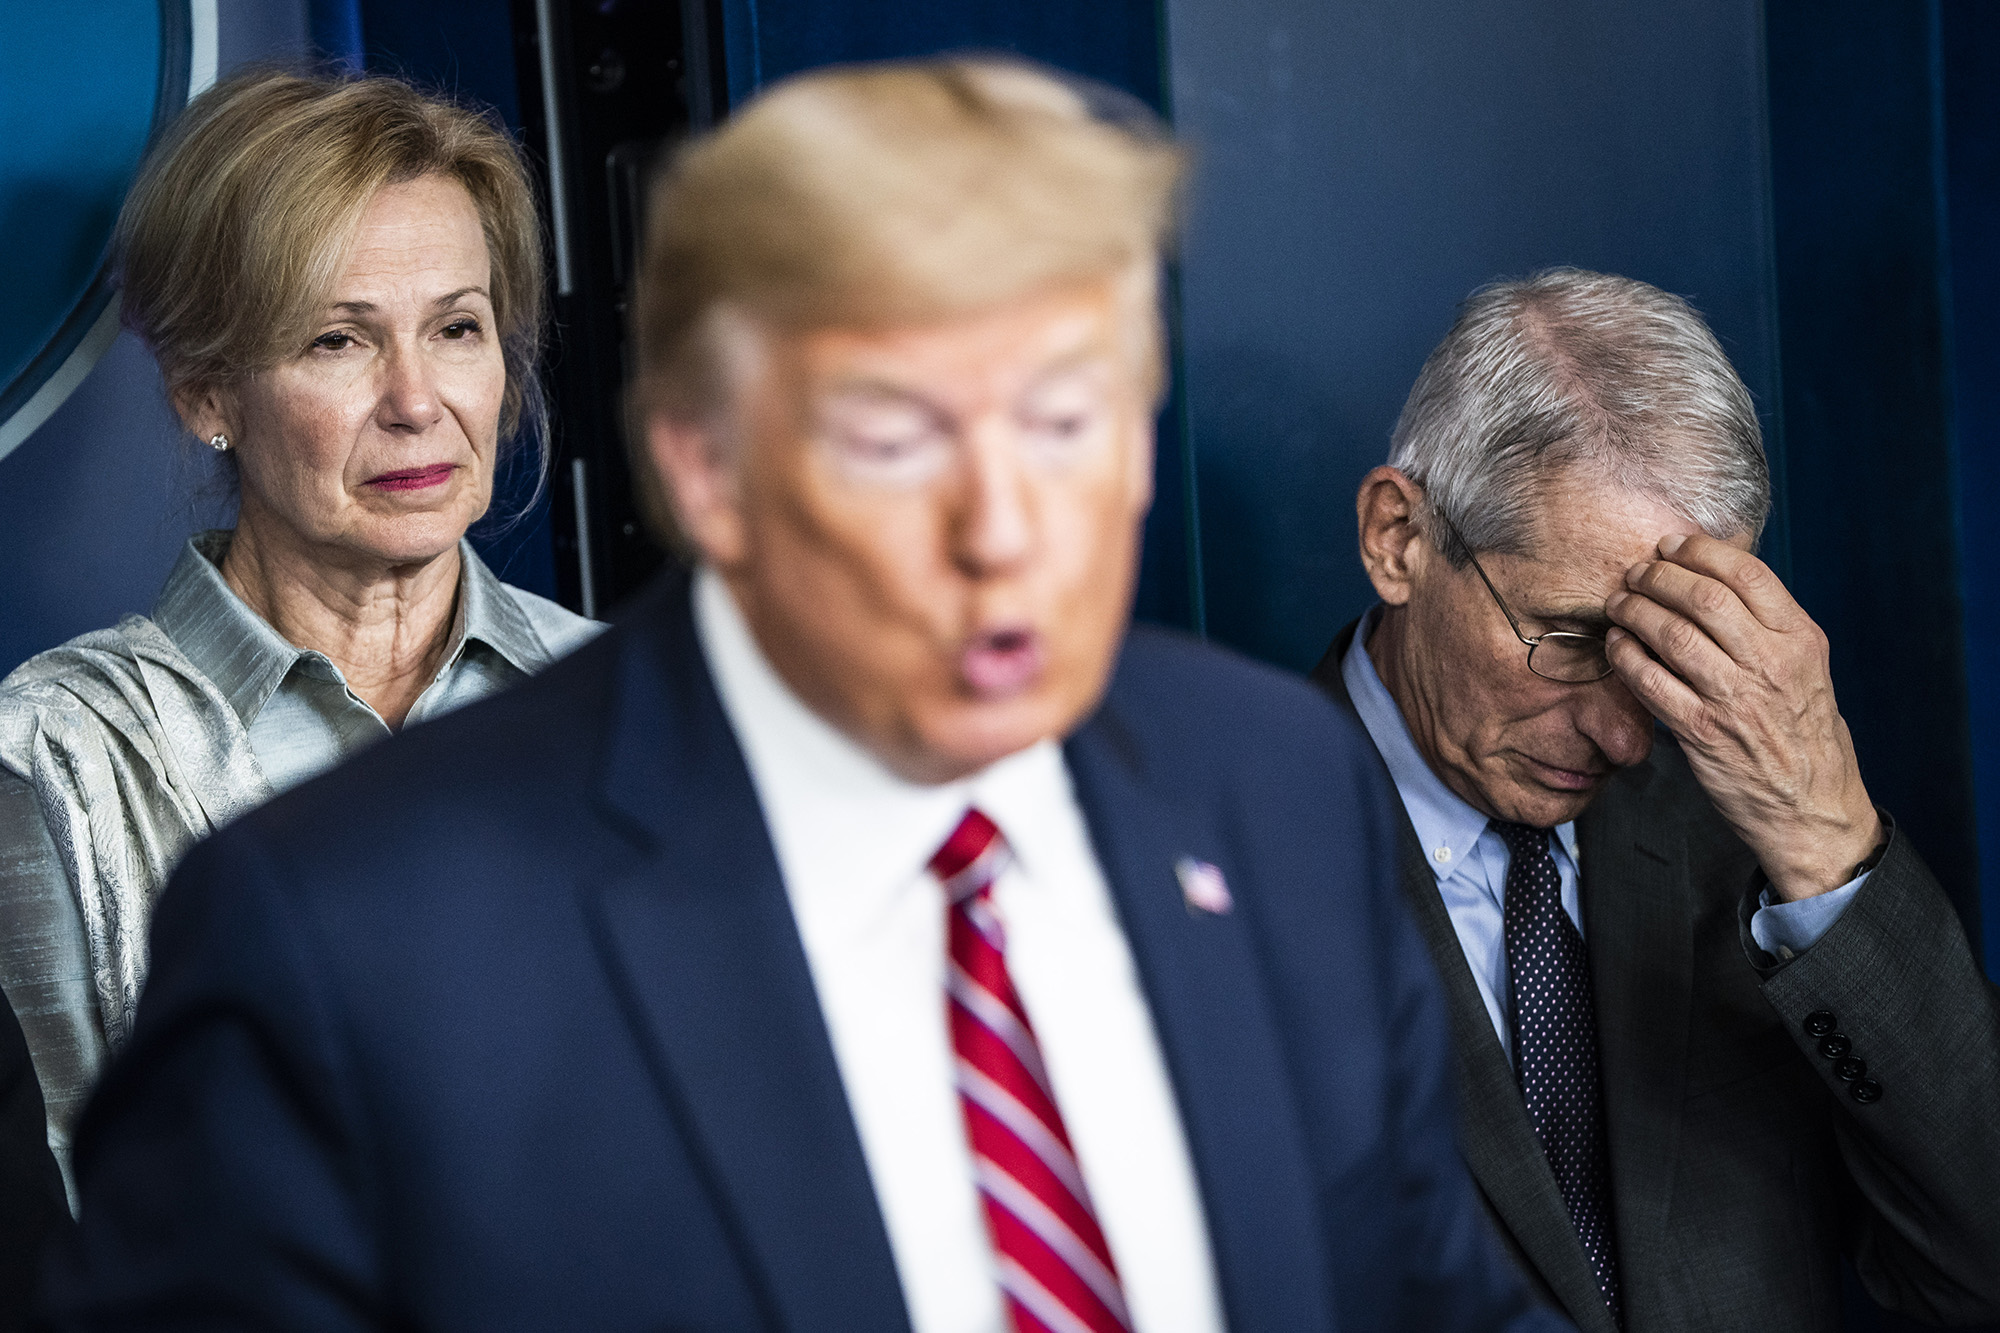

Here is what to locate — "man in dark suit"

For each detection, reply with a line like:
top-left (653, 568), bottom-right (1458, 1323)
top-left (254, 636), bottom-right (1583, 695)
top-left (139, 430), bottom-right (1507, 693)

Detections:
top-left (40, 60), bottom-right (1563, 1332)
top-left (0, 986), bottom-right (66, 1333)
top-left (1311, 267), bottom-right (2000, 1333)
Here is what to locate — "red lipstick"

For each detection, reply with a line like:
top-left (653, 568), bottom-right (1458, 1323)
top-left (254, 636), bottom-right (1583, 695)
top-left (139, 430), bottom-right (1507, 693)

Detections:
top-left (367, 464), bottom-right (456, 492)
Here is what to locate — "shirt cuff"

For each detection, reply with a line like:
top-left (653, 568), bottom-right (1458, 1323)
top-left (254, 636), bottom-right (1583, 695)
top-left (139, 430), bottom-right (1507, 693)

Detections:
top-left (1749, 872), bottom-right (1868, 960)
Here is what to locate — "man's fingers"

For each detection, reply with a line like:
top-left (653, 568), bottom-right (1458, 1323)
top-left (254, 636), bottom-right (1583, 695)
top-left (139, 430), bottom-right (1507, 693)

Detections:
top-left (1656, 533), bottom-right (1806, 633)
top-left (1605, 625), bottom-right (1705, 735)
top-left (1621, 556), bottom-right (1764, 663)
top-left (1605, 588), bottom-right (1737, 697)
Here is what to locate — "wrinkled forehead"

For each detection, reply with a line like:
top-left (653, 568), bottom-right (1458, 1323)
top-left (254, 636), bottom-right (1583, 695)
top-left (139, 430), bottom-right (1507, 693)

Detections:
top-left (1526, 471), bottom-right (1701, 567)
top-left (1480, 469), bottom-right (1740, 620)
top-left (329, 179), bottom-right (493, 292)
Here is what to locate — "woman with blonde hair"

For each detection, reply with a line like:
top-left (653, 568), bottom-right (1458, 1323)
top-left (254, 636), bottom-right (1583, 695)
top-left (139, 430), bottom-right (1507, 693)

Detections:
top-left (0, 68), bottom-right (595, 1182)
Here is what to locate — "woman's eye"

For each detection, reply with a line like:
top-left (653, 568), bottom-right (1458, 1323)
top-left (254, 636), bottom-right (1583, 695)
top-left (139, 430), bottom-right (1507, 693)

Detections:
top-left (441, 319), bottom-right (481, 340)
top-left (311, 331), bottom-right (355, 353)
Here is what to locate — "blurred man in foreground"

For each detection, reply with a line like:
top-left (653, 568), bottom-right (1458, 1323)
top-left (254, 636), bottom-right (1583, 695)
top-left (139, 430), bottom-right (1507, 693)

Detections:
top-left (1312, 268), bottom-right (2000, 1333)
top-left (43, 62), bottom-right (1564, 1332)
top-left (0, 989), bottom-right (65, 1332)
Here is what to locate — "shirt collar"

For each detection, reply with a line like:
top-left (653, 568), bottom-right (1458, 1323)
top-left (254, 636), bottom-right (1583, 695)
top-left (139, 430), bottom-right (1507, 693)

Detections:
top-left (691, 565), bottom-right (1074, 908)
top-left (152, 531), bottom-right (306, 728)
top-left (1340, 605), bottom-right (1577, 876)
top-left (452, 537), bottom-right (556, 675)
top-left (152, 530), bottom-right (553, 728)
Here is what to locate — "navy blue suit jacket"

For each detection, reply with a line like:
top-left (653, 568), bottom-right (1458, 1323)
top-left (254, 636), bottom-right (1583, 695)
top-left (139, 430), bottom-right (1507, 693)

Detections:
top-left (44, 576), bottom-right (1566, 1332)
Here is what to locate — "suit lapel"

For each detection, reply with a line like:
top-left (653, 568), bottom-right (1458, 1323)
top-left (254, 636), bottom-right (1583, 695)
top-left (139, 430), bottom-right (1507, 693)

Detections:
top-left (1309, 621), bottom-right (1619, 1333)
top-left (582, 582), bottom-right (910, 1332)
top-left (1576, 754), bottom-right (1693, 1318)
top-left (1391, 820), bottom-right (1620, 1333)
top-left (1063, 711), bottom-right (1334, 1333)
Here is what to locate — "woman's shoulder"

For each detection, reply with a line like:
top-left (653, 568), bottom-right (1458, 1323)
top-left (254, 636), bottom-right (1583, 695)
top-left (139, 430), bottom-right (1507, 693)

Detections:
top-left (0, 617), bottom-right (167, 703)
top-left (0, 618), bottom-right (174, 771)
top-left (498, 584), bottom-right (607, 661)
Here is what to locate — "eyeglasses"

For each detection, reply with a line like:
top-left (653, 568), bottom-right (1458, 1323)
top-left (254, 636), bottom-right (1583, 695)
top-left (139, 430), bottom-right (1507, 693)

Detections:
top-left (1438, 514), bottom-right (1613, 684)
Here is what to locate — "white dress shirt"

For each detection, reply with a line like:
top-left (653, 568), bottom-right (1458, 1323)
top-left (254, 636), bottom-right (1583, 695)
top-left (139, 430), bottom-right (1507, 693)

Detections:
top-left (1340, 606), bottom-right (1865, 1060)
top-left (694, 567), bottom-right (1225, 1333)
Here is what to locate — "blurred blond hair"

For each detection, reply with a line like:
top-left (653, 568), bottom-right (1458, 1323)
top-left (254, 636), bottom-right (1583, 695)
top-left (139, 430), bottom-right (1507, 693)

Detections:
top-left (115, 67), bottom-right (544, 440)
top-left (631, 57), bottom-right (1186, 427)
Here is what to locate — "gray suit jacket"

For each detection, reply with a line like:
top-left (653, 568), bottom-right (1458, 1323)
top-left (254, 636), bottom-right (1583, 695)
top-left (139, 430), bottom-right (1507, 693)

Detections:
top-left (1312, 620), bottom-right (2000, 1333)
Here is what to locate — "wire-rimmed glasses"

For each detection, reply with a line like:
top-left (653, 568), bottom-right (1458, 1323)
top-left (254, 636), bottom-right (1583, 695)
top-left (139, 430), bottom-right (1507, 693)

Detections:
top-left (1438, 513), bottom-right (1613, 684)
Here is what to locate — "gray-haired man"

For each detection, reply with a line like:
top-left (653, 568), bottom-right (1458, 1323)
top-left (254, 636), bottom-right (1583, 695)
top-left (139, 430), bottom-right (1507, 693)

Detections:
top-left (1310, 268), bottom-right (2000, 1333)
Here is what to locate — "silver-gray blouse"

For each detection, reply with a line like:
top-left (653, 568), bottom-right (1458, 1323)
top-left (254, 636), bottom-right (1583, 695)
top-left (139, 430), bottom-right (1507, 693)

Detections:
top-left (0, 531), bottom-right (600, 1185)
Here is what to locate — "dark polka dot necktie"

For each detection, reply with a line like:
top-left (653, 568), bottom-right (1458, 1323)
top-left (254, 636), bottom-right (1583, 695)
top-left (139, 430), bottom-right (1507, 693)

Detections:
top-left (1492, 819), bottom-right (1623, 1328)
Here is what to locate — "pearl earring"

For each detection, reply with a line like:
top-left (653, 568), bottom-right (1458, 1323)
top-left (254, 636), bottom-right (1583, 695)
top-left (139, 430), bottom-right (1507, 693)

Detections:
top-left (208, 433), bottom-right (230, 452)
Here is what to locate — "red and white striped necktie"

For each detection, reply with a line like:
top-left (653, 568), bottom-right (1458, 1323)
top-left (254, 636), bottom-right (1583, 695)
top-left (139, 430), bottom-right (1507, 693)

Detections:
top-left (930, 808), bottom-right (1134, 1333)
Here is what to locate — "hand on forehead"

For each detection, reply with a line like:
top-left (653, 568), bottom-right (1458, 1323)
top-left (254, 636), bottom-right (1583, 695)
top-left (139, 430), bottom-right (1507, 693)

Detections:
top-left (1604, 529), bottom-right (1881, 902)
top-left (1471, 471), bottom-right (1719, 629)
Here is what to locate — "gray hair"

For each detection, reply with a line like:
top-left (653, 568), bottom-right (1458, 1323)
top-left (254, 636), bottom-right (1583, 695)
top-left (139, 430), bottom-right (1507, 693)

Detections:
top-left (1387, 267), bottom-right (1770, 565)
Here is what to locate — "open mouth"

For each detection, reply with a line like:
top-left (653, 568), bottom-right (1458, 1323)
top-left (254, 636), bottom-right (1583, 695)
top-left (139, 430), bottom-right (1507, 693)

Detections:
top-left (959, 627), bottom-right (1046, 699)
top-left (367, 464), bottom-right (456, 492)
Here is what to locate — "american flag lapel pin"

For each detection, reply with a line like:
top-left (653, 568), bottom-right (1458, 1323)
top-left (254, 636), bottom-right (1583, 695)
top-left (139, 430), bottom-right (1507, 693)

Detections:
top-left (1175, 856), bottom-right (1233, 915)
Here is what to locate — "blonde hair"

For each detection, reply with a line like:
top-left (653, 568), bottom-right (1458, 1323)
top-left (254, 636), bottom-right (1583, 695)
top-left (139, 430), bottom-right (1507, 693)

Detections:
top-left (631, 58), bottom-right (1186, 424)
top-left (115, 67), bottom-right (545, 441)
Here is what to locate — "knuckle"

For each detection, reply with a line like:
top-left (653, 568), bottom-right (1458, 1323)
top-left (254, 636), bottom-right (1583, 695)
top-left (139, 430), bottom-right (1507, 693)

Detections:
top-left (1627, 662), bottom-right (1667, 705)
top-left (1688, 708), bottom-right (1726, 748)
top-left (1693, 583), bottom-right (1730, 616)
top-left (1663, 619), bottom-right (1703, 658)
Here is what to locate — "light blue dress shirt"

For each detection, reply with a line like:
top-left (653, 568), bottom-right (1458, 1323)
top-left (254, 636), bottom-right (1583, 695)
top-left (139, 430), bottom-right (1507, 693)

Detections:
top-left (1339, 607), bottom-right (1863, 1059)
top-left (149, 531), bottom-right (602, 794)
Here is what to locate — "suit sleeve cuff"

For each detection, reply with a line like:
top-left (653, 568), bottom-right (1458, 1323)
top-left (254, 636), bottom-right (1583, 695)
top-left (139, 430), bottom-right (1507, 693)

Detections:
top-left (1749, 872), bottom-right (1868, 959)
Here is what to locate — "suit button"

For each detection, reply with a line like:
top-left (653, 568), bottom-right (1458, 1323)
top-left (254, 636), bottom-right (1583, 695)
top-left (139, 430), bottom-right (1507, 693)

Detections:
top-left (1819, 1034), bottom-right (1852, 1059)
top-left (1851, 1077), bottom-right (1883, 1104)
top-left (1834, 1057), bottom-right (1867, 1082)
top-left (1804, 1010), bottom-right (1837, 1037)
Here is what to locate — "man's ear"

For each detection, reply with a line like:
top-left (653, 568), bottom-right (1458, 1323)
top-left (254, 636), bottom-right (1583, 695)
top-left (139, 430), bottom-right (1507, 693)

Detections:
top-left (643, 412), bottom-right (747, 569)
top-left (1356, 465), bottom-right (1431, 607)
